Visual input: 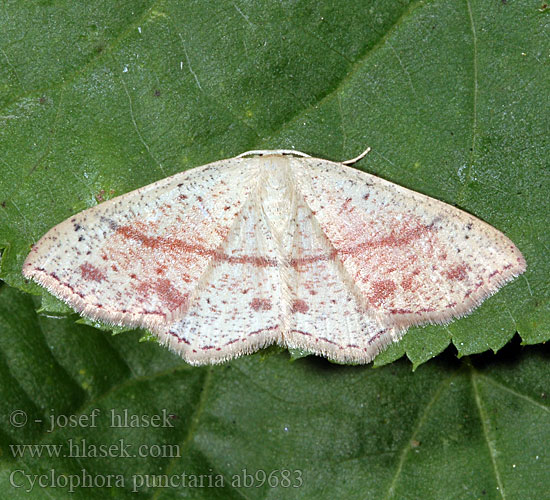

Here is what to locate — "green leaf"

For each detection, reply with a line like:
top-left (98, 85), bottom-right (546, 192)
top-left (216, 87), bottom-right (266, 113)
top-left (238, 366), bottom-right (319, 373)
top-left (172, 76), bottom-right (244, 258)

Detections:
top-left (2, 2), bottom-right (549, 495)
top-left (1, 0), bottom-right (548, 366)
top-left (1, 284), bottom-right (550, 499)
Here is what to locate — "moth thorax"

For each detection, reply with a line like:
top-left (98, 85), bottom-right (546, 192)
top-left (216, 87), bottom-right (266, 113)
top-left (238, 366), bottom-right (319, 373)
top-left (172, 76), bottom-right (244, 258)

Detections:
top-left (259, 158), bottom-right (295, 236)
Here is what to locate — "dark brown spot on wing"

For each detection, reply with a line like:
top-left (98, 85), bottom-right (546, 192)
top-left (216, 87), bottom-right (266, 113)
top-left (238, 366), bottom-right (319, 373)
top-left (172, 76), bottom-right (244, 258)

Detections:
top-left (250, 298), bottom-right (272, 311)
top-left (292, 299), bottom-right (309, 313)
top-left (80, 263), bottom-right (106, 282)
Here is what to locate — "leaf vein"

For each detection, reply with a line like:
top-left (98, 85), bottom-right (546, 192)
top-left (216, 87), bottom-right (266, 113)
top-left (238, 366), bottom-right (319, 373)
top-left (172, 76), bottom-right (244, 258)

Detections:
top-left (471, 372), bottom-right (506, 499)
top-left (384, 369), bottom-right (460, 499)
top-left (121, 77), bottom-right (166, 176)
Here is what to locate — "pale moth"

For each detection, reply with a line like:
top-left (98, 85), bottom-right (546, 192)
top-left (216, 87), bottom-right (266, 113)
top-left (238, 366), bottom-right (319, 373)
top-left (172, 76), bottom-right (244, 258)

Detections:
top-left (23, 149), bottom-right (526, 365)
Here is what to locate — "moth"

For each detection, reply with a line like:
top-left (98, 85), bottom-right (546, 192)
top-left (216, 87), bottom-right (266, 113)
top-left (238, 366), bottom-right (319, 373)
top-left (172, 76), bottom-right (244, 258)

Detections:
top-left (23, 150), bottom-right (526, 365)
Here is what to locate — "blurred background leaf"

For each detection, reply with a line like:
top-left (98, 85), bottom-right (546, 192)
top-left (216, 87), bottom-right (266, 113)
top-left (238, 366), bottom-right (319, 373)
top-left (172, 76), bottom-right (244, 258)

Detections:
top-left (1, 285), bottom-right (550, 499)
